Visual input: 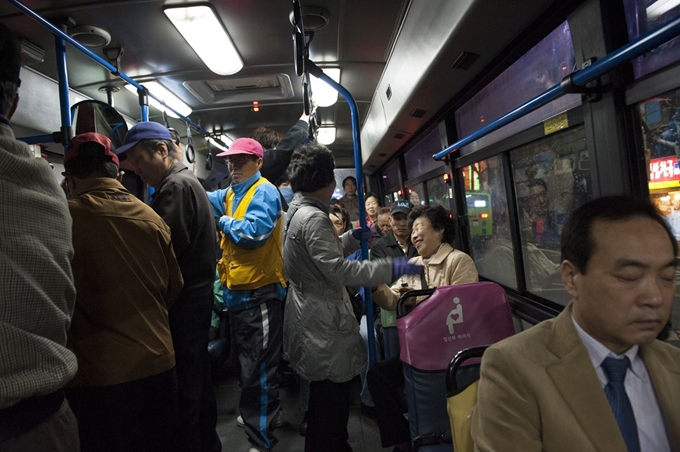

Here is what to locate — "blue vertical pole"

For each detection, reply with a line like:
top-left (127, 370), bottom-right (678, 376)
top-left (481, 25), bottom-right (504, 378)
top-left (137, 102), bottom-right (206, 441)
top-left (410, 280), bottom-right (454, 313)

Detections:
top-left (55, 30), bottom-right (71, 149)
top-left (307, 61), bottom-right (378, 366)
top-left (136, 86), bottom-right (154, 200)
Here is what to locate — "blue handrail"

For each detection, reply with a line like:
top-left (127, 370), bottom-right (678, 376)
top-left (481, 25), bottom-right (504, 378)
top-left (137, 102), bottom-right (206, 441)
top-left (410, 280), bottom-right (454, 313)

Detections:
top-left (307, 60), bottom-right (379, 366)
top-left (434, 14), bottom-right (680, 160)
top-left (8, 0), bottom-right (213, 139)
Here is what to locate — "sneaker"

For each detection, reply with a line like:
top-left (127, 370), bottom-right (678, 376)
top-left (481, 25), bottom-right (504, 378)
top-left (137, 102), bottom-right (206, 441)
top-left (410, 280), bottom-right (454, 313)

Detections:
top-left (237, 411), bottom-right (285, 429)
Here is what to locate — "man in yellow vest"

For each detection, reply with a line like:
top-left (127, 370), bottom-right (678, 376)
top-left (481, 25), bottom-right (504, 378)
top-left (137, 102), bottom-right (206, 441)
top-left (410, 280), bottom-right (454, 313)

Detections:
top-left (207, 138), bottom-right (286, 452)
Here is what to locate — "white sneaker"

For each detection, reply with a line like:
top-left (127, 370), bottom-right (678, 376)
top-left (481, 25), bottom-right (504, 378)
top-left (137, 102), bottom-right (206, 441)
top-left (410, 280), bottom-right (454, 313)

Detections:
top-left (237, 411), bottom-right (285, 429)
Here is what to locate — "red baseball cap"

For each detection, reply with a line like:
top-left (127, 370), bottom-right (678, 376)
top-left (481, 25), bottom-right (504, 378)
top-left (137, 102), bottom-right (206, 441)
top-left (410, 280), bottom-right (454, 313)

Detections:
top-left (64, 132), bottom-right (119, 167)
top-left (216, 137), bottom-right (263, 159)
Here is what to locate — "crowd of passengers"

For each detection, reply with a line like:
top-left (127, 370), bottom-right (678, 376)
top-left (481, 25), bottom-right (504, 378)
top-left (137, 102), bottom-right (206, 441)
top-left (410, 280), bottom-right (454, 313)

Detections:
top-left (2, 22), bottom-right (680, 452)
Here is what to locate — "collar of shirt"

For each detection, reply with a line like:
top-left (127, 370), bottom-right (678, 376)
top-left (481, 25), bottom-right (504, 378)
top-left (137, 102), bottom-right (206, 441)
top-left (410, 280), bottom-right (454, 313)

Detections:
top-left (231, 171), bottom-right (261, 197)
top-left (571, 315), bottom-right (647, 384)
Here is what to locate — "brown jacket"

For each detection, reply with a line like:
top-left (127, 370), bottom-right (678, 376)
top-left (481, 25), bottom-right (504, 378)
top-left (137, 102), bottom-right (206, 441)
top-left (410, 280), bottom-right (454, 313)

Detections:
top-left (472, 304), bottom-right (680, 452)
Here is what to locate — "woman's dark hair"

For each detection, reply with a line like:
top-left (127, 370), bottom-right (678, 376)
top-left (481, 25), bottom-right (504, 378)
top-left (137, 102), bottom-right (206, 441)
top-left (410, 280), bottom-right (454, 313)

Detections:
top-left (287, 143), bottom-right (336, 193)
top-left (365, 192), bottom-right (380, 205)
top-left (408, 204), bottom-right (456, 244)
top-left (331, 205), bottom-right (351, 233)
top-left (561, 195), bottom-right (678, 274)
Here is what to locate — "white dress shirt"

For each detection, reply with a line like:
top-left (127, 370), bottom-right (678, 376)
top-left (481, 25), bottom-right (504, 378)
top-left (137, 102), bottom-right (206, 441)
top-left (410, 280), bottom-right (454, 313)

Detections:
top-left (572, 317), bottom-right (670, 452)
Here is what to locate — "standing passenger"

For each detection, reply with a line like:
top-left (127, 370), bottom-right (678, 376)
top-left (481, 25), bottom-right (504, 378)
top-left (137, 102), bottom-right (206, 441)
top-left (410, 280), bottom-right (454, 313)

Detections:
top-left (207, 138), bottom-right (286, 452)
top-left (0, 23), bottom-right (80, 451)
top-left (283, 143), bottom-right (422, 452)
top-left (62, 132), bottom-right (184, 452)
top-left (472, 195), bottom-right (680, 451)
top-left (339, 176), bottom-right (360, 222)
top-left (116, 122), bottom-right (220, 452)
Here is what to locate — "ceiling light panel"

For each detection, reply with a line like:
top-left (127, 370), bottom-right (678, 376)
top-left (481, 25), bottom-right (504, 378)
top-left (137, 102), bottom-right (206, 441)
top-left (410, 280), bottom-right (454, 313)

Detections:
top-left (317, 127), bottom-right (336, 145)
top-left (164, 5), bottom-right (243, 76)
top-left (125, 81), bottom-right (192, 118)
top-left (311, 68), bottom-right (340, 107)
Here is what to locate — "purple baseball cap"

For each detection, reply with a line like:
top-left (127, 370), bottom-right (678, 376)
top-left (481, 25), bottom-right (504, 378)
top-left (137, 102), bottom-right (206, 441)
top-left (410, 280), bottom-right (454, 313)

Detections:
top-left (115, 121), bottom-right (172, 156)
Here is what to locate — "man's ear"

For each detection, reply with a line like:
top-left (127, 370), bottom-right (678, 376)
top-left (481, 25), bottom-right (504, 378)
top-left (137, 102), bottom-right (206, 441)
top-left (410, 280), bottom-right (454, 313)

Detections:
top-left (561, 259), bottom-right (580, 299)
top-left (158, 142), bottom-right (169, 158)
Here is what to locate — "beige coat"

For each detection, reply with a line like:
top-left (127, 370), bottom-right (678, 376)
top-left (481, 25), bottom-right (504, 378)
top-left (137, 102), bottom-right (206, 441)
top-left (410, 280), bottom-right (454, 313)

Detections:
top-left (373, 242), bottom-right (478, 311)
top-left (471, 303), bottom-right (680, 452)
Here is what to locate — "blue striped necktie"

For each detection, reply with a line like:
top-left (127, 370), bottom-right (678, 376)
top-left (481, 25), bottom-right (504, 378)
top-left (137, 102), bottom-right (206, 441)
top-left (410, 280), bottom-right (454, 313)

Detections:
top-left (601, 356), bottom-right (640, 452)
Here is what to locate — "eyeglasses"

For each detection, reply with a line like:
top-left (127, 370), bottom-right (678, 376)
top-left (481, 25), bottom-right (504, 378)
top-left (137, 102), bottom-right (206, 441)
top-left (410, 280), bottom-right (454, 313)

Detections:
top-left (226, 155), bottom-right (257, 167)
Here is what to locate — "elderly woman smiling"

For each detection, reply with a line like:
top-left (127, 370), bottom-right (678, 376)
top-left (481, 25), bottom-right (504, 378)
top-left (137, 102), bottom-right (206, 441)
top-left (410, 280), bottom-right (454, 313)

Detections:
top-left (369, 204), bottom-right (478, 451)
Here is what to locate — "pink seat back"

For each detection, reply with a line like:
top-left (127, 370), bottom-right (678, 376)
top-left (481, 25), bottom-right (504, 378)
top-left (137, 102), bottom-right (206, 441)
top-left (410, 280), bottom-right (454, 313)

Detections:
top-left (396, 282), bottom-right (514, 371)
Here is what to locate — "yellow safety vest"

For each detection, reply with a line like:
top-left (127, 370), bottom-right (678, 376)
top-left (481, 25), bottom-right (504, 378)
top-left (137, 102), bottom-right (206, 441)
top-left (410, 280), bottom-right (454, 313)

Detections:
top-left (217, 177), bottom-right (286, 290)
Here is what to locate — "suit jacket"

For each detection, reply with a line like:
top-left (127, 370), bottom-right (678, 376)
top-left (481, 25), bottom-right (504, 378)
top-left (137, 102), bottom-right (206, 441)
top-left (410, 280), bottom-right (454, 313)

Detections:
top-left (471, 303), bottom-right (680, 452)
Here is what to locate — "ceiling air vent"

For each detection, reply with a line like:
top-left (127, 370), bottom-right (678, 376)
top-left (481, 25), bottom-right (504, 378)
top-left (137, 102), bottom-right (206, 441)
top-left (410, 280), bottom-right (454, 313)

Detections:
top-left (451, 51), bottom-right (480, 71)
top-left (410, 108), bottom-right (426, 119)
top-left (184, 74), bottom-right (294, 104)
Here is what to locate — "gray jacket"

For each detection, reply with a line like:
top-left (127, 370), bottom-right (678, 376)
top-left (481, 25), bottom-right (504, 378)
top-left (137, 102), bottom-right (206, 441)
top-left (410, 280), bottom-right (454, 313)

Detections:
top-left (283, 193), bottom-right (393, 382)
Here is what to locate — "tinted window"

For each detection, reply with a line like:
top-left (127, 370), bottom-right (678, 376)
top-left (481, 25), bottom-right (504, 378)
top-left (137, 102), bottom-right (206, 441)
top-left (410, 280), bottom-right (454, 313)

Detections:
top-left (510, 125), bottom-right (591, 304)
top-left (426, 174), bottom-right (451, 208)
top-left (381, 159), bottom-right (401, 192)
top-left (407, 183), bottom-right (425, 206)
top-left (455, 21), bottom-right (581, 154)
top-left (404, 127), bottom-right (445, 179)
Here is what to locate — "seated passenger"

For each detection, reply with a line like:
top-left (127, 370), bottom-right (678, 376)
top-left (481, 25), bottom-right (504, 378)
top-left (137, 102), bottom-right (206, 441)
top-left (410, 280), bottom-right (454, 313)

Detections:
top-left (355, 192), bottom-right (381, 229)
top-left (282, 143), bottom-right (422, 452)
top-left (368, 204), bottom-right (478, 452)
top-left (62, 133), bottom-right (184, 451)
top-left (472, 195), bottom-right (680, 451)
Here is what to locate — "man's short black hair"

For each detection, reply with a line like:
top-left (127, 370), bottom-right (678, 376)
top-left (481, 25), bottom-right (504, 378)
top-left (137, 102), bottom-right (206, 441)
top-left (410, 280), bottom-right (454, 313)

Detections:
top-left (561, 195), bottom-right (678, 274)
top-left (408, 204), bottom-right (456, 243)
top-left (287, 143), bottom-right (335, 193)
top-left (342, 176), bottom-right (356, 188)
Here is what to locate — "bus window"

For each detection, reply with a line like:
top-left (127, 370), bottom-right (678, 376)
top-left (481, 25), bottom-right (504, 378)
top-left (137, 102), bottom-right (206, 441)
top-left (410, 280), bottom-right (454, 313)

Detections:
top-left (407, 183), bottom-right (425, 206)
top-left (637, 87), bottom-right (680, 344)
top-left (511, 124), bottom-right (591, 303)
top-left (461, 156), bottom-right (517, 289)
top-left (426, 174), bottom-right (451, 208)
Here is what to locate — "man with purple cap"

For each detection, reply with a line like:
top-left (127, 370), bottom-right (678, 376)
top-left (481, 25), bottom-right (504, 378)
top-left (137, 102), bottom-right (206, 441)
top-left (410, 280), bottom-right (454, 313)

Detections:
top-left (62, 132), bottom-right (184, 451)
top-left (0, 23), bottom-right (80, 450)
top-left (207, 138), bottom-right (286, 452)
top-left (116, 121), bottom-right (220, 452)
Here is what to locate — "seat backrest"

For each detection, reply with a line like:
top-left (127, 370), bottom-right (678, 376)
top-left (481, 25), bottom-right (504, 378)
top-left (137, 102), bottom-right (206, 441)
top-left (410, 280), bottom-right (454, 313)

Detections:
top-left (396, 282), bottom-right (513, 371)
top-left (446, 346), bottom-right (490, 452)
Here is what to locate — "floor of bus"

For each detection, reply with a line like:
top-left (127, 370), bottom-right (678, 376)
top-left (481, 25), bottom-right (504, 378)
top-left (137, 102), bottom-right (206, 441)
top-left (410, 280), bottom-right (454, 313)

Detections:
top-left (214, 359), bottom-right (387, 451)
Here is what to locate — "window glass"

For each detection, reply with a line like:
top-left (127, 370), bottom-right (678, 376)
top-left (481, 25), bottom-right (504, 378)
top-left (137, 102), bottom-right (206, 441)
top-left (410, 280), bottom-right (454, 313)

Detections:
top-left (426, 174), bottom-right (451, 207)
top-left (381, 159), bottom-right (401, 193)
top-left (636, 87), bottom-right (680, 344)
top-left (623, 0), bottom-right (680, 79)
top-left (407, 183), bottom-right (425, 206)
top-left (455, 21), bottom-right (581, 154)
top-left (404, 127), bottom-right (444, 179)
top-left (511, 125), bottom-right (591, 304)
top-left (461, 156), bottom-right (517, 289)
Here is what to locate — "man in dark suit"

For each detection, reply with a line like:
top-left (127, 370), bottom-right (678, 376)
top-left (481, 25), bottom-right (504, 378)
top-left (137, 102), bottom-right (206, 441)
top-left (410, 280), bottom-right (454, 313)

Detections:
top-left (472, 195), bottom-right (680, 452)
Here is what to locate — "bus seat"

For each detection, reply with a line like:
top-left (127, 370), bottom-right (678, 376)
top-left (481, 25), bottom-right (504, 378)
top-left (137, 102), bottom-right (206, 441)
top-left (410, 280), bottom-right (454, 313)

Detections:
top-left (446, 346), bottom-right (489, 452)
top-left (396, 282), bottom-right (514, 451)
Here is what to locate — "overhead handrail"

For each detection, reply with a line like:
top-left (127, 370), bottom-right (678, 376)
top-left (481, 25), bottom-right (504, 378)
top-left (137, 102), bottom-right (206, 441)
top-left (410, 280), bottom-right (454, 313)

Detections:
top-left (434, 14), bottom-right (680, 160)
top-left (8, 0), bottom-right (214, 142)
top-left (306, 60), bottom-right (379, 366)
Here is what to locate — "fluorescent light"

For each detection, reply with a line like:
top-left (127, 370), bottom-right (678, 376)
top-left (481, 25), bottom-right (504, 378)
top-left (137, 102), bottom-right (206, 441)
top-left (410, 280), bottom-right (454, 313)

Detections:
top-left (311, 68), bottom-right (340, 107)
top-left (647, 0), bottom-right (680, 19)
top-left (209, 134), bottom-right (233, 152)
top-left (317, 127), bottom-right (336, 145)
top-left (164, 5), bottom-right (243, 76)
top-left (125, 81), bottom-right (192, 119)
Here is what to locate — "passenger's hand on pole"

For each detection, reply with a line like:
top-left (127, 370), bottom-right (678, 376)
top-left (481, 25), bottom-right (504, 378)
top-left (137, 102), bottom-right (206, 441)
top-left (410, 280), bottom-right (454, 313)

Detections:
top-left (391, 257), bottom-right (423, 281)
top-left (351, 226), bottom-right (371, 242)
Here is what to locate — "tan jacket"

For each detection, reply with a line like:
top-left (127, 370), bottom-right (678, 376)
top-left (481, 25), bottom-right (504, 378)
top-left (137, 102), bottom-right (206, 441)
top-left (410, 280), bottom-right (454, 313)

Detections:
top-left (373, 242), bottom-right (478, 311)
top-left (471, 304), bottom-right (680, 452)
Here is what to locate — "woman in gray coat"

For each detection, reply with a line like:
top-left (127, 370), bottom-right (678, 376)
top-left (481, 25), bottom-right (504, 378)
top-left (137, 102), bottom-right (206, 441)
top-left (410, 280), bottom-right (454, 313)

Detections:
top-left (283, 143), bottom-right (420, 452)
